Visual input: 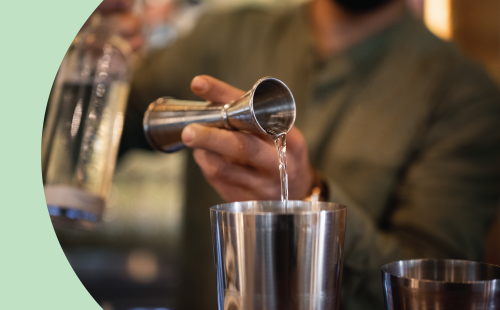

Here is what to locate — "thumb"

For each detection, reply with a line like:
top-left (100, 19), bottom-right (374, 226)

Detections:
top-left (191, 75), bottom-right (245, 103)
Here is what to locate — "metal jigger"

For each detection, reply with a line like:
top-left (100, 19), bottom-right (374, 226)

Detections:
top-left (382, 259), bottom-right (500, 310)
top-left (143, 77), bottom-right (296, 152)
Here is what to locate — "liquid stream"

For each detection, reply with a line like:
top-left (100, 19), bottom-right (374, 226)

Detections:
top-left (274, 134), bottom-right (288, 211)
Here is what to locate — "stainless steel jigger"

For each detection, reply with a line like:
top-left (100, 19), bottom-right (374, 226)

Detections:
top-left (143, 77), bottom-right (296, 152)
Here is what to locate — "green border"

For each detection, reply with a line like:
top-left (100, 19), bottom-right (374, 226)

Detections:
top-left (0, 0), bottom-right (102, 309)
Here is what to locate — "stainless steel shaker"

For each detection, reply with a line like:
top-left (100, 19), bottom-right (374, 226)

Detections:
top-left (382, 259), bottom-right (500, 310)
top-left (143, 77), bottom-right (296, 152)
top-left (210, 200), bottom-right (347, 310)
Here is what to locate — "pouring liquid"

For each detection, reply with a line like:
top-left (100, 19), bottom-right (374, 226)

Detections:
top-left (274, 134), bottom-right (288, 211)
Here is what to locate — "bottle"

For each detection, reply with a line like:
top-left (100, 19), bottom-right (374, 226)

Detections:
top-left (42, 14), bottom-right (133, 230)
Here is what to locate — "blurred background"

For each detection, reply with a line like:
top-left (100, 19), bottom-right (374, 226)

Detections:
top-left (53, 0), bottom-right (500, 309)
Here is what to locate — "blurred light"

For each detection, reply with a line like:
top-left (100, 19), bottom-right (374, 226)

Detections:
top-left (66, 209), bottom-right (78, 219)
top-left (424, 0), bottom-right (452, 40)
top-left (70, 102), bottom-right (83, 137)
top-left (126, 249), bottom-right (159, 283)
top-left (111, 112), bottom-right (124, 147)
top-left (101, 301), bottom-right (113, 310)
top-left (47, 205), bottom-right (60, 216)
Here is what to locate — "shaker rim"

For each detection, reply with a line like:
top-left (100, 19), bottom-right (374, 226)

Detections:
top-left (210, 200), bottom-right (346, 215)
top-left (381, 258), bottom-right (500, 284)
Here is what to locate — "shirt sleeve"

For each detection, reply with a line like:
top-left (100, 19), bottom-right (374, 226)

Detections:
top-left (119, 11), bottom-right (231, 155)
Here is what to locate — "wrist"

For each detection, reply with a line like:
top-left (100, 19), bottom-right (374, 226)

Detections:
top-left (304, 170), bottom-right (329, 202)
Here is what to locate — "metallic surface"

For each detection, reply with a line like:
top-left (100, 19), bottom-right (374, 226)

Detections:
top-left (143, 77), bottom-right (296, 153)
top-left (210, 201), bottom-right (347, 310)
top-left (382, 259), bottom-right (500, 310)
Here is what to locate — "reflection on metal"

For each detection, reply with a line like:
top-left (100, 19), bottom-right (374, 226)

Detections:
top-left (210, 201), bottom-right (347, 310)
top-left (382, 259), bottom-right (500, 309)
top-left (424, 0), bottom-right (452, 40)
top-left (143, 77), bottom-right (296, 153)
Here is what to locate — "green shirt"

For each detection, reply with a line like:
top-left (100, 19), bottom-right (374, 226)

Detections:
top-left (123, 3), bottom-right (500, 310)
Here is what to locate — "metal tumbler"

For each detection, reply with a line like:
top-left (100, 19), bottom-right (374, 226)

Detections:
top-left (210, 200), bottom-right (347, 310)
top-left (143, 76), bottom-right (296, 153)
top-left (382, 259), bottom-right (500, 310)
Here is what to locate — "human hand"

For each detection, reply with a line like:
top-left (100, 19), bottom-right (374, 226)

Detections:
top-left (181, 75), bottom-right (315, 202)
top-left (88, 0), bottom-right (143, 52)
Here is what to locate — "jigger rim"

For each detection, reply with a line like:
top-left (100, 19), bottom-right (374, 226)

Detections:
top-left (210, 200), bottom-right (346, 215)
top-left (381, 258), bottom-right (500, 284)
top-left (248, 76), bottom-right (296, 137)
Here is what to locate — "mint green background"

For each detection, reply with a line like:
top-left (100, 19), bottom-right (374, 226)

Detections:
top-left (0, 0), bottom-right (102, 309)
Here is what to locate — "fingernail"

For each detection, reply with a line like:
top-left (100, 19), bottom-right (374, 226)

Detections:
top-left (182, 126), bottom-right (194, 145)
top-left (192, 76), bottom-right (208, 92)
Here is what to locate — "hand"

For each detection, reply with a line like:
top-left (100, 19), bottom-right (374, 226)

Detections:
top-left (88, 0), bottom-right (143, 52)
top-left (181, 75), bottom-right (315, 202)
top-left (113, 12), bottom-right (143, 52)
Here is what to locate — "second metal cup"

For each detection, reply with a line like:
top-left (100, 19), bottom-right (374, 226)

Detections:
top-left (382, 259), bottom-right (500, 310)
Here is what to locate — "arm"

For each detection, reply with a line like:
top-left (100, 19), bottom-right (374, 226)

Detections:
top-left (181, 73), bottom-right (500, 309)
top-left (119, 11), bottom-right (239, 154)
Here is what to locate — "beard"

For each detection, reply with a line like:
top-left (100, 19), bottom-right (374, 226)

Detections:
top-left (334, 0), bottom-right (395, 13)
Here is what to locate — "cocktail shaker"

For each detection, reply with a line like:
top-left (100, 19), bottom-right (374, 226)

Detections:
top-left (210, 200), bottom-right (347, 310)
top-left (143, 77), bottom-right (296, 152)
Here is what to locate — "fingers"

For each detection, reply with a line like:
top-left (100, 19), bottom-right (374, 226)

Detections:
top-left (193, 149), bottom-right (280, 201)
top-left (126, 35), bottom-right (143, 52)
top-left (97, 0), bottom-right (133, 13)
top-left (87, 3), bottom-right (143, 52)
top-left (191, 75), bottom-right (245, 103)
top-left (285, 127), bottom-right (308, 156)
top-left (182, 124), bottom-right (278, 170)
top-left (117, 13), bottom-right (142, 37)
top-left (117, 13), bottom-right (143, 51)
top-left (183, 76), bottom-right (316, 202)
top-left (187, 124), bottom-right (315, 201)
